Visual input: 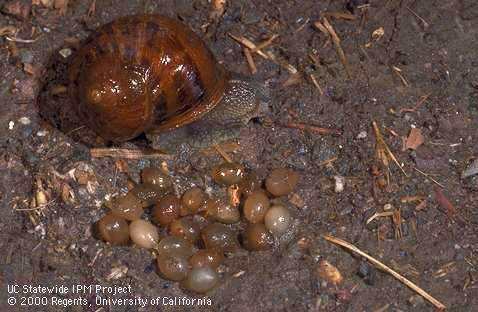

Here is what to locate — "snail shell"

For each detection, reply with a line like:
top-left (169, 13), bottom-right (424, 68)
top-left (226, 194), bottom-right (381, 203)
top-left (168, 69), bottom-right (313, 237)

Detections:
top-left (69, 14), bottom-right (230, 142)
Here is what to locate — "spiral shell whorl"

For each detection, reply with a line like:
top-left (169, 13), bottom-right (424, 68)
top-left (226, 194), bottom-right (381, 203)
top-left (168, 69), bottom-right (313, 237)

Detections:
top-left (69, 14), bottom-right (227, 142)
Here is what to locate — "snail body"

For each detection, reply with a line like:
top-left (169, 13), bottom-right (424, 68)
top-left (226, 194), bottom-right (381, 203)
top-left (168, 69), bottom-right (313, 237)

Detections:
top-left (69, 14), bottom-right (268, 149)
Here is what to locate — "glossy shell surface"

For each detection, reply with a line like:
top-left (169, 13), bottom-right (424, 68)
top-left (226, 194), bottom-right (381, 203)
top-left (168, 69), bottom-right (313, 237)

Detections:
top-left (69, 14), bottom-right (227, 142)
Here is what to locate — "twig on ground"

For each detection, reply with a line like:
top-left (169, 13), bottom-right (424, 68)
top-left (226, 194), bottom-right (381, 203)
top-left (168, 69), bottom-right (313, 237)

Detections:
top-left (413, 167), bottom-right (445, 188)
top-left (213, 144), bottom-right (233, 163)
top-left (323, 235), bottom-right (446, 310)
top-left (322, 17), bottom-right (351, 77)
top-left (6, 36), bottom-right (39, 43)
top-left (373, 121), bottom-right (408, 177)
top-left (392, 66), bottom-right (410, 87)
top-left (406, 6), bottom-right (429, 28)
top-left (309, 73), bottom-right (324, 95)
top-left (228, 33), bottom-right (269, 59)
top-left (323, 12), bottom-right (357, 20)
top-left (284, 122), bottom-right (341, 135)
top-left (243, 48), bottom-right (257, 74)
top-left (251, 34), bottom-right (278, 52)
top-left (90, 148), bottom-right (171, 159)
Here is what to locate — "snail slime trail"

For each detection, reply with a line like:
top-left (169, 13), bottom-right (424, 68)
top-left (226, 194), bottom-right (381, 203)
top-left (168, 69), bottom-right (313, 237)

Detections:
top-left (69, 14), bottom-right (269, 150)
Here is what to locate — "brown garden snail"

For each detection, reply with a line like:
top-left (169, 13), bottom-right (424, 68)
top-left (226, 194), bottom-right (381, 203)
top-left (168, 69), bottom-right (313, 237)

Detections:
top-left (69, 14), bottom-right (269, 150)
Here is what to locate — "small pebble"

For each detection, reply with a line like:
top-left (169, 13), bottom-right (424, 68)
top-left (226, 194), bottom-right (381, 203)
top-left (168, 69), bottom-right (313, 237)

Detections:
top-left (317, 260), bottom-right (343, 285)
top-left (18, 116), bottom-right (31, 125)
top-left (59, 48), bottom-right (72, 58)
top-left (462, 159), bottom-right (478, 179)
top-left (408, 294), bottom-right (425, 307)
top-left (334, 175), bottom-right (345, 193)
top-left (356, 131), bottom-right (367, 139)
top-left (383, 203), bottom-right (393, 211)
top-left (19, 49), bottom-right (34, 64)
top-left (357, 261), bottom-right (375, 285)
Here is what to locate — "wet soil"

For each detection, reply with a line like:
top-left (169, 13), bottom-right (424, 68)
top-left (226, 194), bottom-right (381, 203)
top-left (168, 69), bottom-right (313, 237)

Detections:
top-left (0, 0), bottom-right (477, 311)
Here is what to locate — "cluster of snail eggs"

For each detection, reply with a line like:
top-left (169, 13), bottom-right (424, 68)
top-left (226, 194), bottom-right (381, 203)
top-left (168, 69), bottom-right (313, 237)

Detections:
top-left (96, 163), bottom-right (299, 293)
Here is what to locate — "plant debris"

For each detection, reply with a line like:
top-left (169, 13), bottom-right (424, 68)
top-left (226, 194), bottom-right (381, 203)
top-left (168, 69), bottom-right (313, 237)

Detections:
top-left (324, 235), bottom-right (446, 310)
top-left (405, 128), bottom-right (424, 150)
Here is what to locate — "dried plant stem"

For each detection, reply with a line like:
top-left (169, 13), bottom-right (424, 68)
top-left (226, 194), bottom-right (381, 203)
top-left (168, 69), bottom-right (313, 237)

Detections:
top-left (285, 122), bottom-right (341, 135)
top-left (323, 12), bottom-right (357, 20)
top-left (228, 33), bottom-right (269, 59)
top-left (318, 156), bottom-right (338, 167)
top-left (213, 144), bottom-right (233, 163)
top-left (392, 66), bottom-right (410, 87)
top-left (229, 33), bottom-right (298, 75)
top-left (322, 18), bottom-right (350, 77)
top-left (413, 167), bottom-right (445, 188)
top-left (406, 6), bottom-right (429, 28)
top-left (90, 148), bottom-right (170, 159)
top-left (6, 36), bottom-right (39, 43)
top-left (372, 121), bottom-right (408, 177)
top-left (400, 93), bottom-right (431, 113)
top-left (201, 142), bottom-right (240, 156)
top-left (323, 235), bottom-right (446, 310)
top-left (309, 73), bottom-right (324, 95)
top-left (366, 211), bottom-right (394, 224)
top-left (243, 48), bottom-right (257, 74)
top-left (251, 34), bottom-right (278, 52)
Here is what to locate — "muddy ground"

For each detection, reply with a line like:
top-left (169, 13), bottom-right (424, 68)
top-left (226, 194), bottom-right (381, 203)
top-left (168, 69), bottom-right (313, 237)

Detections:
top-left (0, 0), bottom-right (477, 311)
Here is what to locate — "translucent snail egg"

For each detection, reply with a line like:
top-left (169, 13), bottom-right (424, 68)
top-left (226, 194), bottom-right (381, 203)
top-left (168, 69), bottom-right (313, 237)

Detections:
top-left (201, 223), bottom-right (240, 253)
top-left (189, 249), bottom-right (224, 269)
top-left (130, 184), bottom-right (163, 208)
top-left (243, 190), bottom-right (270, 223)
top-left (141, 167), bottom-right (173, 191)
top-left (180, 187), bottom-right (207, 215)
top-left (156, 253), bottom-right (190, 281)
top-left (211, 162), bottom-right (245, 186)
top-left (97, 213), bottom-right (129, 245)
top-left (265, 168), bottom-right (300, 197)
top-left (152, 194), bottom-right (180, 226)
top-left (110, 192), bottom-right (143, 221)
top-left (129, 219), bottom-right (159, 249)
top-left (264, 205), bottom-right (291, 236)
top-left (169, 218), bottom-right (201, 243)
top-left (157, 236), bottom-right (194, 258)
top-left (206, 197), bottom-right (240, 224)
top-left (243, 223), bottom-right (273, 251)
top-left (238, 172), bottom-right (262, 197)
top-left (183, 266), bottom-right (219, 293)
